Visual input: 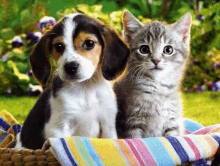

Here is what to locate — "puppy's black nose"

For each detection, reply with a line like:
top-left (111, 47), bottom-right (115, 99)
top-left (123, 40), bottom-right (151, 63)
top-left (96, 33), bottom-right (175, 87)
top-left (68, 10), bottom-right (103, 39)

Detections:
top-left (64, 62), bottom-right (79, 75)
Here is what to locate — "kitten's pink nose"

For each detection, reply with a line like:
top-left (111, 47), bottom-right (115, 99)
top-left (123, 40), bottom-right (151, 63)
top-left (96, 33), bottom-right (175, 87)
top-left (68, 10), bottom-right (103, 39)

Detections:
top-left (152, 60), bottom-right (160, 65)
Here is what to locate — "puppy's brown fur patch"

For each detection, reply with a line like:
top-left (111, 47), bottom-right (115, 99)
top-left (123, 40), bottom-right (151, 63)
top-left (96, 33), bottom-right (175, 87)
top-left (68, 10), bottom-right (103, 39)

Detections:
top-left (52, 36), bottom-right (64, 62)
top-left (74, 32), bottom-right (102, 68)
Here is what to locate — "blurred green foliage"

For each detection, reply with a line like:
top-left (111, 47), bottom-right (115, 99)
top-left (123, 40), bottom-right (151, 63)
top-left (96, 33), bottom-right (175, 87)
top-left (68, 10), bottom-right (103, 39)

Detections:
top-left (0, 47), bottom-right (36, 95)
top-left (0, 0), bottom-right (220, 94)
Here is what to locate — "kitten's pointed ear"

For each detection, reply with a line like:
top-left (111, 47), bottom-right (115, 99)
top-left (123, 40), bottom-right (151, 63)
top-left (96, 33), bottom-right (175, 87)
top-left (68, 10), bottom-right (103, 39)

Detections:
top-left (123, 11), bottom-right (143, 43)
top-left (172, 13), bottom-right (192, 44)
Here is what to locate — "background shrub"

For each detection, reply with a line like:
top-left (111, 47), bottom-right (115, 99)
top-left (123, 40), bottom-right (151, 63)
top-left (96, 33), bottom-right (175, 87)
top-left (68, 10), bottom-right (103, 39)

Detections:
top-left (0, 0), bottom-right (219, 94)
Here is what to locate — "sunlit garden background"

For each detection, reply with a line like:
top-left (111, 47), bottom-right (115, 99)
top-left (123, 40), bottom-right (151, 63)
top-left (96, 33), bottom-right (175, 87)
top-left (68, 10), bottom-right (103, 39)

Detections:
top-left (0, 0), bottom-right (220, 125)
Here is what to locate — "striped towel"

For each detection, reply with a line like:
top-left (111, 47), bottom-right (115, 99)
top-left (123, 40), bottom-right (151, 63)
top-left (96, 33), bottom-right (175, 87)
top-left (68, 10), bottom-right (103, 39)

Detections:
top-left (0, 110), bottom-right (21, 148)
top-left (0, 111), bottom-right (219, 165)
top-left (183, 118), bottom-right (204, 134)
top-left (48, 121), bottom-right (220, 166)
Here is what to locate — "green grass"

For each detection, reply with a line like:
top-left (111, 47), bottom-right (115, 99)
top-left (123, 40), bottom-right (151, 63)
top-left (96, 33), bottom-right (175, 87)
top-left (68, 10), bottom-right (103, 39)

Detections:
top-left (0, 96), bottom-right (37, 124)
top-left (0, 92), bottom-right (220, 126)
top-left (182, 92), bottom-right (220, 126)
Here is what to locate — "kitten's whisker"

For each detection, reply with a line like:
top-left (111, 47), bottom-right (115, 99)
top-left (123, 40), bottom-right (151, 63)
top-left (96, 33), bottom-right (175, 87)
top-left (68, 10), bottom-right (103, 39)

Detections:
top-left (129, 65), bottom-right (143, 83)
top-left (133, 66), bottom-right (143, 76)
top-left (137, 67), bottom-right (144, 80)
top-left (127, 65), bottom-right (141, 77)
top-left (128, 64), bottom-right (143, 75)
top-left (130, 67), bottom-right (142, 83)
top-left (138, 68), bottom-right (146, 80)
top-left (135, 65), bottom-right (146, 82)
top-left (127, 66), bottom-right (139, 83)
top-left (127, 61), bottom-right (142, 69)
top-left (133, 68), bottom-right (142, 83)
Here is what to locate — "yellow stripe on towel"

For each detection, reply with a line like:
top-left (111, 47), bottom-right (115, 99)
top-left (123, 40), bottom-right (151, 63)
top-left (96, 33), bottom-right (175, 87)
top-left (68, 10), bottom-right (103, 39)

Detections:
top-left (0, 129), bottom-right (15, 148)
top-left (0, 110), bottom-right (18, 125)
top-left (66, 137), bottom-right (86, 166)
top-left (160, 137), bottom-right (180, 165)
top-left (90, 138), bottom-right (127, 166)
top-left (197, 136), bottom-right (210, 157)
top-left (203, 135), bottom-right (218, 157)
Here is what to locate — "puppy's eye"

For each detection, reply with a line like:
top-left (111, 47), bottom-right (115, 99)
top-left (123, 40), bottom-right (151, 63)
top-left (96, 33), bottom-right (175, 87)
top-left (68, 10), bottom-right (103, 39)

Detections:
top-left (55, 43), bottom-right (65, 53)
top-left (139, 45), bottom-right (150, 54)
top-left (163, 45), bottom-right (173, 55)
top-left (82, 40), bottom-right (95, 50)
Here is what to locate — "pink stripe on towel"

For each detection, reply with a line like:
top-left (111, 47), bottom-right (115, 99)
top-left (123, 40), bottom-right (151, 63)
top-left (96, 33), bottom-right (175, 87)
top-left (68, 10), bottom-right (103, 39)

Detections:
top-left (125, 139), bottom-right (145, 165)
top-left (132, 138), bottom-right (157, 166)
top-left (184, 136), bottom-right (201, 160)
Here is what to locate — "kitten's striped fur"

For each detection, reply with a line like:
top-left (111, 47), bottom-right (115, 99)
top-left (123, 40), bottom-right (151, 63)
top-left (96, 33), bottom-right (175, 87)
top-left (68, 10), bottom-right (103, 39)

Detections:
top-left (114, 11), bottom-right (192, 138)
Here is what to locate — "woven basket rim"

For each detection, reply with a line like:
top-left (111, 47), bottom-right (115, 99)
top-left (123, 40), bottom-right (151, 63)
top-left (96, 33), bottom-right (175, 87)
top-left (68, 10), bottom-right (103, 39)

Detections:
top-left (0, 147), bottom-right (60, 166)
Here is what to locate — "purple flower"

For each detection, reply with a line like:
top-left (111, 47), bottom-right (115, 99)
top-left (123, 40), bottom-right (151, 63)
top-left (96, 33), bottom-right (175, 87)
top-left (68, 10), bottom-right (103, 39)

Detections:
top-left (197, 86), bottom-right (202, 91)
top-left (196, 14), bottom-right (204, 20)
top-left (25, 32), bottom-right (42, 46)
top-left (212, 62), bottom-right (220, 70)
top-left (1, 53), bottom-right (8, 62)
top-left (27, 84), bottom-right (43, 96)
top-left (11, 36), bottom-right (23, 48)
top-left (26, 70), bottom-right (33, 76)
top-left (38, 16), bottom-right (56, 33)
top-left (5, 88), bottom-right (12, 95)
top-left (211, 82), bottom-right (217, 91)
top-left (216, 81), bottom-right (220, 91)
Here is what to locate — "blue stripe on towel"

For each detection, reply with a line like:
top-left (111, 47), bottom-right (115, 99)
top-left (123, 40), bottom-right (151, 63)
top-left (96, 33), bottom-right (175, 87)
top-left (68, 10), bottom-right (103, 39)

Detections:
top-left (81, 137), bottom-right (104, 166)
top-left (50, 138), bottom-right (75, 166)
top-left (0, 118), bottom-right (10, 131)
top-left (61, 138), bottom-right (78, 166)
top-left (0, 132), bottom-right (9, 143)
top-left (183, 118), bottom-right (203, 133)
top-left (213, 135), bottom-right (220, 146)
top-left (166, 137), bottom-right (189, 163)
top-left (193, 159), bottom-right (209, 166)
top-left (12, 124), bottom-right (21, 135)
top-left (142, 137), bottom-right (175, 166)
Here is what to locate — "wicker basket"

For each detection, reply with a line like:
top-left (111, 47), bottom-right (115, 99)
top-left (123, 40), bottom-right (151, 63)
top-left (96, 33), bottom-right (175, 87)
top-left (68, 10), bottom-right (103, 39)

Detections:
top-left (0, 148), bottom-right (60, 166)
top-left (1, 147), bottom-right (220, 166)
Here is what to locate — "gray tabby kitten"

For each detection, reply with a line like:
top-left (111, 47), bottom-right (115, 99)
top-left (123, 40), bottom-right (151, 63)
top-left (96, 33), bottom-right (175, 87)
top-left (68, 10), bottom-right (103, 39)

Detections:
top-left (114, 11), bottom-right (192, 138)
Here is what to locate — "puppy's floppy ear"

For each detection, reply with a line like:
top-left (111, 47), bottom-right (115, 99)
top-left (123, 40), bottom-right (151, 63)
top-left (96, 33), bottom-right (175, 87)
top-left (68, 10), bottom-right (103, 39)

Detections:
top-left (101, 27), bottom-right (130, 80)
top-left (29, 31), bottom-right (52, 88)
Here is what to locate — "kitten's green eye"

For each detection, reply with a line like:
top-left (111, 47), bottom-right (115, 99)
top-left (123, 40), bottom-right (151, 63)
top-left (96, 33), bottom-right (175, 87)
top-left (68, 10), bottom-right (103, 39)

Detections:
top-left (163, 45), bottom-right (173, 55)
top-left (139, 45), bottom-right (150, 54)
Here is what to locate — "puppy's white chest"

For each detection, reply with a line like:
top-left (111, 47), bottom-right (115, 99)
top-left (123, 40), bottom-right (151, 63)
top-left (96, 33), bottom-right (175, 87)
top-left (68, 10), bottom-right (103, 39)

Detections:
top-left (62, 88), bottom-right (99, 112)
top-left (48, 86), bottom-right (101, 138)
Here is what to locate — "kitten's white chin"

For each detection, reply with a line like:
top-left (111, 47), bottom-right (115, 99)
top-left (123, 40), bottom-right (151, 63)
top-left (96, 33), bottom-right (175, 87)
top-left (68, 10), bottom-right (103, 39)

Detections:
top-left (148, 68), bottom-right (168, 79)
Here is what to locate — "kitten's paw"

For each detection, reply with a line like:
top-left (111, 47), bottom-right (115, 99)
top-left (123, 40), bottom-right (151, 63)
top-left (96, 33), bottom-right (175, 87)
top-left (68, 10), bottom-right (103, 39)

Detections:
top-left (126, 128), bottom-right (143, 138)
top-left (164, 129), bottom-right (180, 137)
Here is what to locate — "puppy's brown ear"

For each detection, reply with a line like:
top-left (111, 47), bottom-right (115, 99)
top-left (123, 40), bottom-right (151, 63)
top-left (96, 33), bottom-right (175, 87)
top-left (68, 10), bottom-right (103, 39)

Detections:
top-left (101, 27), bottom-right (130, 80)
top-left (29, 31), bottom-right (52, 88)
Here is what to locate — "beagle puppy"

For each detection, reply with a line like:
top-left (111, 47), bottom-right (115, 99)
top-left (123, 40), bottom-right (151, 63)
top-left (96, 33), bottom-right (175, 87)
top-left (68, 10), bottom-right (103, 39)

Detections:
top-left (18, 13), bottom-right (130, 149)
